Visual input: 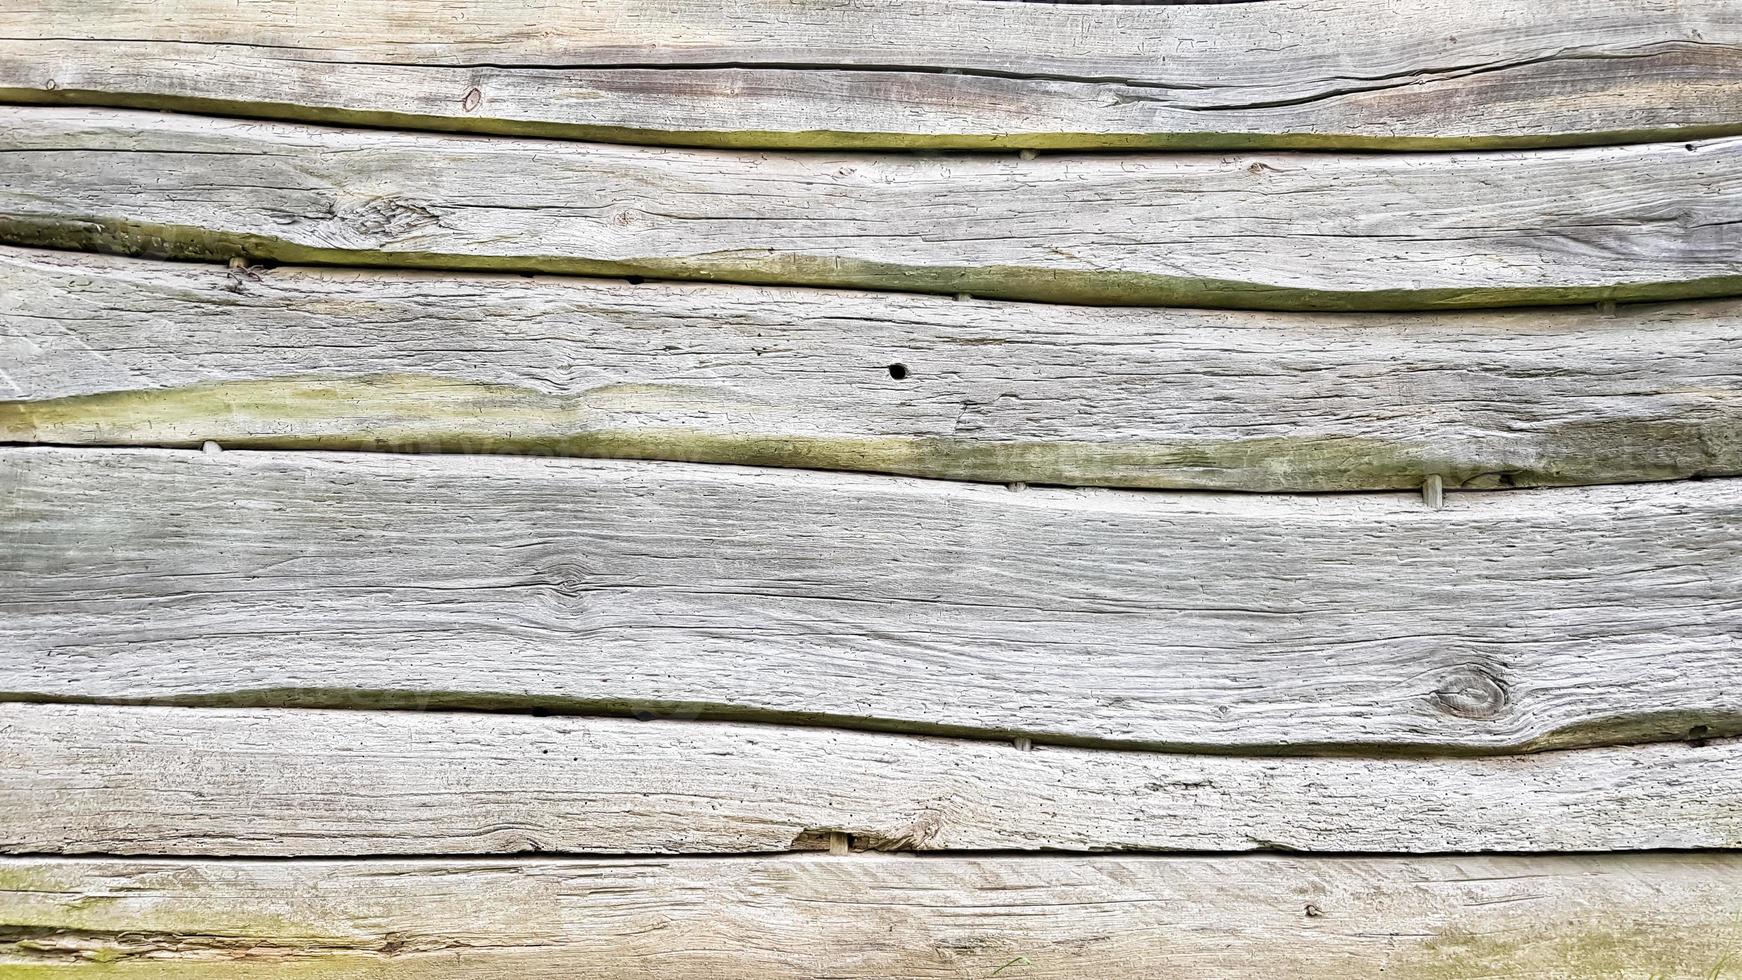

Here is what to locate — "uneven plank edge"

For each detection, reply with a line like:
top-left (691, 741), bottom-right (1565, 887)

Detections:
top-left (5, 447), bottom-right (1738, 754)
top-left (4, 108), bottom-right (1742, 311)
top-left (5, 247), bottom-right (1741, 491)
top-left (2, 854), bottom-right (1741, 977)
top-left (3, 703), bottom-right (1737, 856)
top-left (2, 0), bottom-right (1739, 149)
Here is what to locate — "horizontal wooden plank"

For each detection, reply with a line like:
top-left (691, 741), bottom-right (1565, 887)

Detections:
top-left (2, 854), bottom-right (1740, 977)
top-left (4, 703), bottom-right (1738, 856)
top-left (1, 0), bottom-right (1738, 150)
top-left (5, 247), bottom-right (1741, 492)
top-left (3, 108), bottom-right (1742, 311)
top-left (3, 447), bottom-right (1738, 754)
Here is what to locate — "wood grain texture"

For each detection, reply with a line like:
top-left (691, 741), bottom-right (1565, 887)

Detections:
top-left (4, 108), bottom-right (1742, 311)
top-left (4, 447), bottom-right (1738, 754)
top-left (3, 854), bottom-right (1740, 977)
top-left (5, 247), bottom-right (1742, 492)
top-left (1, 0), bottom-right (1738, 150)
top-left (4, 703), bottom-right (1738, 857)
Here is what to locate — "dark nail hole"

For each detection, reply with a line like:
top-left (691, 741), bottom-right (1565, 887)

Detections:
top-left (887, 363), bottom-right (910, 380)
top-left (1686, 143), bottom-right (1697, 151)
top-left (625, 276), bottom-right (645, 285)
top-left (1689, 724), bottom-right (1711, 747)
top-left (1305, 904), bottom-right (1324, 918)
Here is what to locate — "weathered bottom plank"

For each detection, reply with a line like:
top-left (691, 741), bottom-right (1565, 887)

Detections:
top-left (2, 703), bottom-right (1737, 857)
top-left (1, 854), bottom-right (1739, 978)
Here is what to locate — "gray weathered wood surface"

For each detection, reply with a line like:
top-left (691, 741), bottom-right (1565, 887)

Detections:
top-left (5, 247), bottom-right (1741, 491)
top-left (5, 447), bottom-right (1738, 754)
top-left (3, 854), bottom-right (1740, 977)
top-left (2, 0), bottom-right (1739, 150)
top-left (4, 703), bottom-right (1738, 857)
top-left (5, 107), bottom-right (1742, 311)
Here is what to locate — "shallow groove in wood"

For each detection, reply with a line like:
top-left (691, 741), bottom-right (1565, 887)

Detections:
top-left (3, 108), bottom-right (1742, 310)
top-left (3, 703), bottom-right (1737, 857)
top-left (2, 0), bottom-right (1738, 149)
top-left (4, 248), bottom-right (1741, 491)
top-left (1, 854), bottom-right (1739, 977)
top-left (4, 447), bottom-right (1738, 755)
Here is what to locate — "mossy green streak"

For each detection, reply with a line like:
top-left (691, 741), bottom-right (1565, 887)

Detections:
top-left (8, 88), bottom-right (1742, 153)
top-left (4, 374), bottom-right (1737, 492)
top-left (4, 214), bottom-right (1742, 314)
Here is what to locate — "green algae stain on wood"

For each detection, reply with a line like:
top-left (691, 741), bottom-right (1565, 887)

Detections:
top-left (10, 86), bottom-right (1742, 153)
top-left (1396, 918), bottom-right (1742, 979)
top-left (3, 374), bottom-right (1738, 492)
top-left (6, 212), bottom-right (1742, 315)
top-left (1, 901), bottom-right (1739, 979)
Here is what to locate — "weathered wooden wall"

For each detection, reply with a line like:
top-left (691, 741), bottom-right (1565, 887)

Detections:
top-left (3, 1), bottom-right (1741, 976)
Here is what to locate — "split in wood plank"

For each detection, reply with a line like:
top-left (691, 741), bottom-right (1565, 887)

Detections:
top-left (2, 703), bottom-right (1738, 857)
top-left (2, 854), bottom-right (1740, 977)
top-left (4, 108), bottom-right (1742, 311)
top-left (1, 0), bottom-right (1739, 150)
top-left (5, 247), bottom-right (1741, 492)
top-left (4, 447), bottom-right (1738, 754)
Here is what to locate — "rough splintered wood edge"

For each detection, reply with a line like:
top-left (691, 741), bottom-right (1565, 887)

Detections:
top-left (4, 447), bottom-right (1740, 755)
top-left (1, 0), bottom-right (1739, 149)
top-left (4, 247), bottom-right (1741, 492)
top-left (4, 107), bottom-right (1742, 312)
top-left (3, 703), bottom-right (1738, 856)
top-left (1, 853), bottom-right (1740, 977)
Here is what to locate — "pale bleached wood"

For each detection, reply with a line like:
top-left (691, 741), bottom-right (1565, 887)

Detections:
top-left (3, 447), bottom-right (1738, 754)
top-left (4, 108), bottom-right (1742, 311)
top-left (1, 0), bottom-right (1738, 150)
top-left (3, 854), bottom-right (1740, 977)
top-left (4, 247), bottom-right (1741, 492)
top-left (3, 703), bottom-right (1738, 856)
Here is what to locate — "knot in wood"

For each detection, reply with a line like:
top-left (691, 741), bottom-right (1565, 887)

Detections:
top-left (336, 196), bottom-right (442, 245)
top-left (540, 562), bottom-right (590, 598)
top-left (1432, 667), bottom-right (1508, 720)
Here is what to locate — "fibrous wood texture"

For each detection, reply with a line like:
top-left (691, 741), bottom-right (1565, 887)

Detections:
top-left (3, 854), bottom-right (1741, 978)
top-left (6, 5), bottom-right (1742, 964)
top-left (4, 703), bottom-right (1738, 857)
top-left (4, 108), bottom-right (1742, 311)
top-left (1, 0), bottom-right (1739, 150)
top-left (5, 447), bottom-right (1737, 754)
top-left (5, 247), bottom-right (1741, 491)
